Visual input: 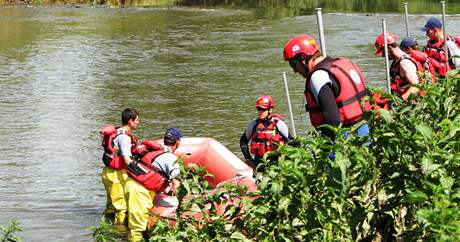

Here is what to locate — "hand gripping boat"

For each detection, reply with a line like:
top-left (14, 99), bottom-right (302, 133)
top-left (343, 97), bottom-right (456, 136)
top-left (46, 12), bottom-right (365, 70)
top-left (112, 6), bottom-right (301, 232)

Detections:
top-left (147, 137), bottom-right (257, 227)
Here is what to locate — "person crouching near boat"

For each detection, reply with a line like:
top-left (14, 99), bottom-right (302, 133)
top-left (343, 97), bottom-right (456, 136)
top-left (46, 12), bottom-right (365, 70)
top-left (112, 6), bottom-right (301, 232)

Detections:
top-left (374, 32), bottom-right (423, 100)
top-left (240, 95), bottom-right (292, 172)
top-left (283, 34), bottom-right (370, 141)
top-left (124, 128), bottom-right (182, 242)
top-left (100, 108), bottom-right (140, 225)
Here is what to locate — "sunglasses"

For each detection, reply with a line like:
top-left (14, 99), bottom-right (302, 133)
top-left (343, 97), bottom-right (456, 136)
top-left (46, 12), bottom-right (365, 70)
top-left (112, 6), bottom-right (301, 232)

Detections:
top-left (256, 107), bottom-right (269, 112)
top-left (288, 58), bottom-right (301, 69)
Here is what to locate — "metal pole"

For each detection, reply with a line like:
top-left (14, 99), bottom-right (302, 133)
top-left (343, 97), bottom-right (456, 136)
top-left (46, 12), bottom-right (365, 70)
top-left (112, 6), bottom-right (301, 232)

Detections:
top-left (282, 72), bottom-right (296, 137)
top-left (315, 8), bottom-right (327, 56)
top-left (441, 1), bottom-right (448, 67)
top-left (404, 3), bottom-right (409, 37)
top-left (382, 18), bottom-right (392, 93)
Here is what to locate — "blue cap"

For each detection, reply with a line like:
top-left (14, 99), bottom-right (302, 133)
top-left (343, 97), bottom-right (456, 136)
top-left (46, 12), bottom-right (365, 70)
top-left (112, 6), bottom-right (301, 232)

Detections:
top-left (164, 128), bottom-right (183, 141)
top-left (421, 17), bottom-right (442, 31)
top-left (400, 37), bottom-right (417, 49)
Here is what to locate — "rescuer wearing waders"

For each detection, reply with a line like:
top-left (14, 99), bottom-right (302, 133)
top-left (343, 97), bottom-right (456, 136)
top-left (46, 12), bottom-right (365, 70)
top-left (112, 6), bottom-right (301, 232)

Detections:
top-left (283, 34), bottom-right (370, 141)
top-left (374, 33), bottom-right (422, 100)
top-left (240, 95), bottom-right (292, 172)
top-left (124, 128), bottom-right (182, 242)
top-left (421, 17), bottom-right (460, 71)
top-left (100, 108), bottom-right (140, 225)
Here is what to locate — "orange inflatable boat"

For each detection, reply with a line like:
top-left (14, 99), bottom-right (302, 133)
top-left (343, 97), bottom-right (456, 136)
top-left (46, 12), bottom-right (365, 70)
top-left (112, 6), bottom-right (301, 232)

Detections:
top-left (147, 137), bottom-right (257, 225)
top-left (176, 137), bottom-right (254, 186)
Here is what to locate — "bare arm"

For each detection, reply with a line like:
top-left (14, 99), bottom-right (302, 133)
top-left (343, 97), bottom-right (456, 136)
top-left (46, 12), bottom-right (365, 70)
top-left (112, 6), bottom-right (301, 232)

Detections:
top-left (400, 59), bottom-right (420, 100)
top-left (123, 156), bottom-right (134, 166)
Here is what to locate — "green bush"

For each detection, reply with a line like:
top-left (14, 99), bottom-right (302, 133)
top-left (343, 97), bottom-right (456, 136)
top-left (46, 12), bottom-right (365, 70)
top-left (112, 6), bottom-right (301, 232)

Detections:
top-left (146, 74), bottom-right (459, 241)
top-left (0, 220), bottom-right (22, 242)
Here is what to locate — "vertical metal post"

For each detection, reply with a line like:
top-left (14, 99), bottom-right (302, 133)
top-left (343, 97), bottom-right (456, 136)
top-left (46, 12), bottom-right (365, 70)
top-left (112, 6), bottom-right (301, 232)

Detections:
top-left (282, 72), bottom-right (296, 137)
top-left (382, 18), bottom-right (392, 94)
top-left (315, 8), bottom-right (327, 56)
top-left (441, 1), bottom-right (448, 66)
top-left (404, 3), bottom-right (410, 37)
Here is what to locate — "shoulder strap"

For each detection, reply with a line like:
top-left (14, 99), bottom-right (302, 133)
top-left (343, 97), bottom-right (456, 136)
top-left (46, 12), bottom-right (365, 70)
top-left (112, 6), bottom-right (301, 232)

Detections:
top-left (137, 151), bottom-right (168, 177)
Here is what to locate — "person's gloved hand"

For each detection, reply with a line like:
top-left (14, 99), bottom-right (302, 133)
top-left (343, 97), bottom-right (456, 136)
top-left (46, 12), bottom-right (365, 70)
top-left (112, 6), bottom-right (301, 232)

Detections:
top-left (127, 162), bottom-right (147, 176)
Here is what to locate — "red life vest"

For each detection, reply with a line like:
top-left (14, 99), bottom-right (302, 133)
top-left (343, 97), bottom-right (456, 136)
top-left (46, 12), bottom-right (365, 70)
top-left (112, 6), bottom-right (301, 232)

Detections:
top-left (305, 57), bottom-right (371, 128)
top-left (100, 124), bottom-right (138, 170)
top-left (409, 49), bottom-right (445, 80)
top-left (135, 140), bottom-right (164, 159)
top-left (250, 116), bottom-right (286, 157)
top-left (389, 55), bottom-right (423, 97)
top-left (425, 35), bottom-right (460, 70)
top-left (127, 150), bottom-right (170, 192)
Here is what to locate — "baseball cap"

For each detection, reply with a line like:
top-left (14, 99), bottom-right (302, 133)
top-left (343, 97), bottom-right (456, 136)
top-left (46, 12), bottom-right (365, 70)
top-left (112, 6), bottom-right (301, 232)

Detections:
top-left (164, 128), bottom-right (183, 141)
top-left (400, 37), bottom-right (417, 49)
top-left (421, 17), bottom-right (442, 32)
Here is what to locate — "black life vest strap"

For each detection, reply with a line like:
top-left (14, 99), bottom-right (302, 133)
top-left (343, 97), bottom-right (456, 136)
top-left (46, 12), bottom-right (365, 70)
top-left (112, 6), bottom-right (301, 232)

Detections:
top-left (337, 89), bottom-right (370, 108)
top-left (305, 90), bottom-right (369, 112)
top-left (136, 152), bottom-right (168, 178)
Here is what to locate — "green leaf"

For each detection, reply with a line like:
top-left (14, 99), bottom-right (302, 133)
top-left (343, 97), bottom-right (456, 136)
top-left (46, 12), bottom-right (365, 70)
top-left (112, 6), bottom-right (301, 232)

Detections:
top-left (230, 231), bottom-right (248, 240)
top-left (270, 182), bottom-right (280, 195)
top-left (278, 197), bottom-right (291, 211)
top-left (415, 123), bottom-right (433, 139)
top-left (403, 191), bottom-right (428, 203)
top-left (440, 177), bottom-right (454, 192)
top-left (292, 218), bottom-right (305, 227)
top-left (421, 157), bottom-right (440, 175)
top-left (379, 109), bottom-right (393, 123)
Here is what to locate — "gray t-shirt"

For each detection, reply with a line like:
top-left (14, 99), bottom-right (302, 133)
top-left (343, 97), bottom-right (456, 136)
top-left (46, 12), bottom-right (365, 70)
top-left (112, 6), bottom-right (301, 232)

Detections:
top-left (447, 39), bottom-right (460, 68)
top-left (113, 129), bottom-right (133, 157)
top-left (153, 146), bottom-right (180, 179)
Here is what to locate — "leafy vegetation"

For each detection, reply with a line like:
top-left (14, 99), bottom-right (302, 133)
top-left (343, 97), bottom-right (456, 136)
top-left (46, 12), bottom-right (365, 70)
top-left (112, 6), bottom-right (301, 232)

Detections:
top-left (91, 217), bottom-right (122, 242)
top-left (0, 220), bottom-right (22, 242)
top-left (144, 73), bottom-right (459, 241)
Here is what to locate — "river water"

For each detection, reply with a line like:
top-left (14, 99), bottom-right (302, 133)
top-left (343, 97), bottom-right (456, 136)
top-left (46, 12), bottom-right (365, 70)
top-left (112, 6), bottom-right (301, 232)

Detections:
top-left (0, 6), bottom-right (459, 241)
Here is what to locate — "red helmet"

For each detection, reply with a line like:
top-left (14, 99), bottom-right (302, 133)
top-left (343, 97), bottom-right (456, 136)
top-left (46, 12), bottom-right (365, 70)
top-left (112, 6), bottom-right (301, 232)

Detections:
top-left (374, 32), bottom-right (398, 56)
top-left (255, 95), bottom-right (274, 109)
top-left (283, 34), bottom-right (319, 61)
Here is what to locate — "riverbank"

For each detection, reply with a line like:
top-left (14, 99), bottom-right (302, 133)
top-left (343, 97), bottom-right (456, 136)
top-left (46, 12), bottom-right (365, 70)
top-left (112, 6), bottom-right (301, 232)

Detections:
top-left (2, 0), bottom-right (460, 15)
top-left (0, 0), bottom-right (173, 6)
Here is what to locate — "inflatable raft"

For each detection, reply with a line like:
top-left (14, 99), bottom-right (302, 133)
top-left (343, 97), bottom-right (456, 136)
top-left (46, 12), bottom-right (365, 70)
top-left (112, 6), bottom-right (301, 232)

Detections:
top-left (147, 137), bottom-right (257, 226)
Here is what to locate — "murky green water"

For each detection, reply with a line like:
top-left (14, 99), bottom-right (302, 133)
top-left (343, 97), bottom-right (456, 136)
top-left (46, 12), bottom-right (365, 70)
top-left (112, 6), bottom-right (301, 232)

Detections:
top-left (0, 5), bottom-right (459, 241)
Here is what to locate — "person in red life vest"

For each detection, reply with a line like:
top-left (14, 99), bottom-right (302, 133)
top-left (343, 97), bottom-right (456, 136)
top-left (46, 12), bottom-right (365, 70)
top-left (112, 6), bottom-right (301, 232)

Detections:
top-left (374, 32), bottom-right (422, 100)
top-left (283, 34), bottom-right (370, 141)
top-left (400, 36), bottom-right (445, 81)
top-left (240, 95), bottom-right (292, 171)
top-left (124, 128), bottom-right (182, 242)
top-left (101, 108), bottom-right (140, 225)
top-left (421, 17), bottom-right (460, 70)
